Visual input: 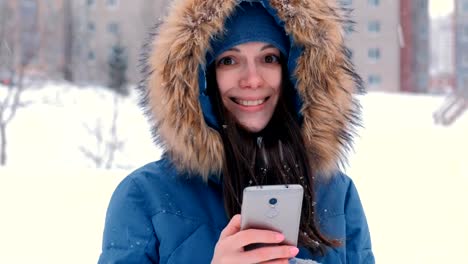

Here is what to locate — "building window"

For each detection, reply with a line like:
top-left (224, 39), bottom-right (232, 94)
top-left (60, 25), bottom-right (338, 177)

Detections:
top-left (464, 25), bottom-right (468, 41)
top-left (344, 24), bottom-right (354, 35)
top-left (368, 74), bottom-right (382, 86)
top-left (417, 75), bottom-right (427, 91)
top-left (463, 54), bottom-right (468, 67)
top-left (368, 20), bottom-right (381, 33)
top-left (368, 0), bottom-right (380, 7)
top-left (339, 0), bottom-right (352, 6)
top-left (419, 0), bottom-right (427, 9)
top-left (88, 22), bottom-right (95, 32)
top-left (88, 51), bottom-right (95, 61)
top-left (463, 1), bottom-right (468, 12)
top-left (419, 25), bottom-right (428, 39)
top-left (368, 48), bottom-right (380, 61)
top-left (107, 22), bottom-right (119, 35)
top-left (106, 0), bottom-right (119, 8)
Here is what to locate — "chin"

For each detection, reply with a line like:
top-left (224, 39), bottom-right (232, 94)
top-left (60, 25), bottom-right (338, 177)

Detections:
top-left (241, 123), bottom-right (267, 133)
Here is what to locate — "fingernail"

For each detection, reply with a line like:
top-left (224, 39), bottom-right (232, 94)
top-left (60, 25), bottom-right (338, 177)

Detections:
top-left (276, 233), bottom-right (285, 241)
top-left (290, 247), bottom-right (299, 255)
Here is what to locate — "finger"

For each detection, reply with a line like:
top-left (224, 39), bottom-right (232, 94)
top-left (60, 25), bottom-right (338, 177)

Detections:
top-left (228, 229), bottom-right (285, 249)
top-left (219, 214), bottom-right (241, 240)
top-left (244, 245), bottom-right (299, 264)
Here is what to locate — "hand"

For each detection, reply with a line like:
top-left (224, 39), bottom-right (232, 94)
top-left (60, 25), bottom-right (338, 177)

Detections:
top-left (212, 214), bottom-right (299, 264)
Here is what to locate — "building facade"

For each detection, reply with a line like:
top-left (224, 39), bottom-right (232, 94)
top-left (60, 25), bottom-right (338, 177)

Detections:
top-left (0, 0), bottom-right (170, 85)
top-left (0, 0), bottom-right (67, 80)
top-left (400, 0), bottom-right (430, 93)
top-left (455, 0), bottom-right (468, 95)
top-left (342, 0), bottom-right (401, 93)
top-left (342, 0), bottom-right (429, 93)
top-left (72, 0), bottom-right (170, 85)
top-left (431, 15), bottom-right (454, 75)
top-left (3, 0), bottom-right (436, 91)
top-left (430, 14), bottom-right (455, 94)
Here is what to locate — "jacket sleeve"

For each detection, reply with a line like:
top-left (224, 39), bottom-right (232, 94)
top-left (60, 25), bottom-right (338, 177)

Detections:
top-left (344, 179), bottom-right (375, 263)
top-left (98, 177), bottom-right (159, 264)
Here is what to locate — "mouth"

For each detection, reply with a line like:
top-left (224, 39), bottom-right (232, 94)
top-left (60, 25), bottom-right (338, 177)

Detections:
top-left (231, 97), bottom-right (270, 107)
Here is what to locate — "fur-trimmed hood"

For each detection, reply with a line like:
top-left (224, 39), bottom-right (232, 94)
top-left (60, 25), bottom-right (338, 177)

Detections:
top-left (139, 0), bottom-right (362, 180)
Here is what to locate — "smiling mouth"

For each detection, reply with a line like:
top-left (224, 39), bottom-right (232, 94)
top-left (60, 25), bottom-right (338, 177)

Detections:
top-left (231, 97), bottom-right (269, 106)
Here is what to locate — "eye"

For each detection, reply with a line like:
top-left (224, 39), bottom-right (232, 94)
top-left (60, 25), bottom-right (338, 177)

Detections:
top-left (217, 56), bottom-right (236, 66)
top-left (264, 54), bottom-right (280, 64)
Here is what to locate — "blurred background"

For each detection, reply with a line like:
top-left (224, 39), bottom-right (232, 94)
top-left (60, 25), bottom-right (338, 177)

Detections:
top-left (0, 0), bottom-right (467, 263)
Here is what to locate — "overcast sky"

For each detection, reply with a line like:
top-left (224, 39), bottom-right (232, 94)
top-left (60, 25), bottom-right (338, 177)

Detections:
top-left (430, 0), bottom-right (454, 17)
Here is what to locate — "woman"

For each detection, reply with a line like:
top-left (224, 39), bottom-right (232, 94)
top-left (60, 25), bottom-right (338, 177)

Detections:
top-left (99, 0), bottom-right (374, 263)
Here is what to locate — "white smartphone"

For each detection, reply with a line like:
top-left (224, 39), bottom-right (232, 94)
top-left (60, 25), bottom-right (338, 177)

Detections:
top-left (240, 184), bottom-right (304, 248)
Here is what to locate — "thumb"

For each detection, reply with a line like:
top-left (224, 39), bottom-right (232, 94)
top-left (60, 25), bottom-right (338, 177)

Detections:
top-left (219, 214), bottom-right (241, 240)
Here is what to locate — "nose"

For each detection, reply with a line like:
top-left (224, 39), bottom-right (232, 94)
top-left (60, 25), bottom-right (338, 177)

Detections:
top-left (239, 62), bottom-right (264, 89)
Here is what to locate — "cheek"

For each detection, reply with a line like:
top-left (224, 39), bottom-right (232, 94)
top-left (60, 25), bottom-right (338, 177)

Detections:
top-left (270, 69), bottom-right (282, 92)
top-left (215, 71), bottom-right (232, 95)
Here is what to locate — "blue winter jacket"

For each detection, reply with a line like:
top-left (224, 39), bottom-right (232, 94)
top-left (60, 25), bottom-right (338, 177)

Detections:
top-left (98, 159), bottom-right (374, 263)
top-left (99, 0), bottom-right (375, 262)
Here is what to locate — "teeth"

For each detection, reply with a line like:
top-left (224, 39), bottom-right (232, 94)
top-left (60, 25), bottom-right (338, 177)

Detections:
top-left (236, 99), bottom-right (266, 106)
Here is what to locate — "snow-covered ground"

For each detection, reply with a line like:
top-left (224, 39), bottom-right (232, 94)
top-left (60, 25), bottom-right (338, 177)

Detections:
top-left (348, 93), bottom-right (468, 263)
top-left (0, 83), bottom-right (467, 263)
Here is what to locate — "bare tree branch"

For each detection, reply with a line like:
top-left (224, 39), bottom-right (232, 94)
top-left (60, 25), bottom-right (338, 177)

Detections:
top-left (104, 94), bottom-right (119, 169)
top-left (0, 124), bottom-right (6, 165)
top-left (0, 1), bottom-right (42, 165)
top-left (79, 146), bottom-right (102, 167)
top-left (4, 88), bottom-right (25, 125)
top-left (80, 96), bottom-right (126, 169)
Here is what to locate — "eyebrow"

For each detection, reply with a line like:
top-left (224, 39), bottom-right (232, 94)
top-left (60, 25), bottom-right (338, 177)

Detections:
top-left (227, 47), bottom-right (241, 52)
top-left (260, 44), bottom-right (276, 51)
top-left (225, 44), bottom-right (277, 53)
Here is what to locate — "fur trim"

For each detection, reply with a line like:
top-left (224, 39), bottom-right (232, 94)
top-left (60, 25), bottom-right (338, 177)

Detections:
top-left (139, 0), bottom-right (362, 180)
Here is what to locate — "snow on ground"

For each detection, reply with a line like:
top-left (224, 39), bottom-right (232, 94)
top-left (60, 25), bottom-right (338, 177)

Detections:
top-left (5, 82), bottom-right (161, 169)
top-left (0, 84), bottom-right (467, 263)
top-left (348, 93), bottom-right (468, 263)
top-left (0, 167), bottom-right (126, 264)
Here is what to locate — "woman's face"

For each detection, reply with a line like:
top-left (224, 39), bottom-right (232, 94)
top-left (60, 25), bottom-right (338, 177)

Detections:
top-left (215, 41), bottom-right (282, 133)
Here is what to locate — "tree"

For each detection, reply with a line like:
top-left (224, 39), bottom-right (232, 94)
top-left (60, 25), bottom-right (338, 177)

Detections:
top-left (63, 0), bottom-right (74, 81)
top-left (0, 0), bottom-right (38, 166)
top-left (79, 41), bottom-right (129, 169)
top-left (108, 42), bottom-right (128, 96)
top-left (79, 111), bottom-right (126, 170)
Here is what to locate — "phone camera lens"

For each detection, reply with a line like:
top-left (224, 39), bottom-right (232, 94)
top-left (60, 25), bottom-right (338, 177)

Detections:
top-left (269, 198), bottom-right (277, 205)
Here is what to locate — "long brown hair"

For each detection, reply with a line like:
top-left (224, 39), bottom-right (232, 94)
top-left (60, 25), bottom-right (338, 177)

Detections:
top-left (206, 60), bottom-right (341, 254)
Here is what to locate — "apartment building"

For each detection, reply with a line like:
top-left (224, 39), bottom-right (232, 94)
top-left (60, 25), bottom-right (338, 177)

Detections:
top-left (455, 0), bottom-right (468, 94)
top-left (401, 0), bottom-right (430, 93)
top-left (431, 14), bottom-right (454, 75)
top-left (73, 0), bottom-right (170, 85)
top-left (0, 0), bottom-right (170, 85)
top-left (430, 14), bottom-right (455, 94)
top-left (3, 0), bottom-right (434, 91)
top-left (343, 0), bottom-right (401, 93)
top-left (343, 0), bottom-right (429, 93)
top-left (0, 0), bottom-right (66, 80)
